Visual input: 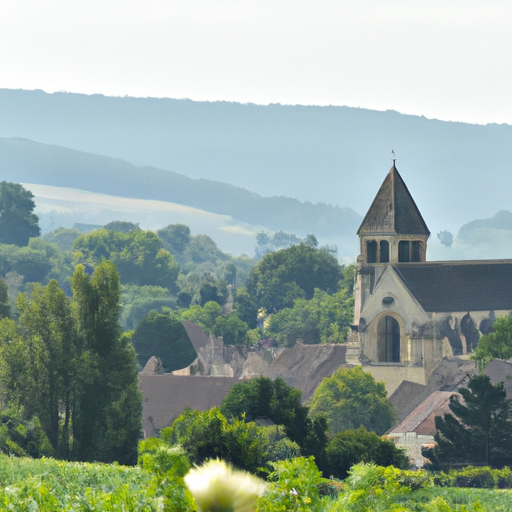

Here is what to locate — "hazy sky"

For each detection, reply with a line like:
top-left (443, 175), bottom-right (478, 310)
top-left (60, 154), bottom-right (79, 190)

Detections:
top-left (2, 0), bottom-right (511, 125)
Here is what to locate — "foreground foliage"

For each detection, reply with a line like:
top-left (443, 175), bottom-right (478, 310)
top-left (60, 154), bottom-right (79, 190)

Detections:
top-left (0, 454), bottom-right (158, 510)
top-left (2, 453), bottom-right (512, 511)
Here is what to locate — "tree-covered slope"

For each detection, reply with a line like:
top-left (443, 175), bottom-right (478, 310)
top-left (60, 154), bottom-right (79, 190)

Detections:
top-left (0, 137), bottom-right (360, 239)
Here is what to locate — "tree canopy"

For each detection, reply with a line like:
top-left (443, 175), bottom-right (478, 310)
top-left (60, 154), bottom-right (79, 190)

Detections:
top-left (472, 316), bottom-right (512, 364)
top-left (73, 229), bottom-right (179, 290)
top-left (266, 287), bottom-right (354, 346)
top-left (0, 182), bottom-right (40, 246)
top-left (308, 366), bottom-right (396, 436)
top-left (325, 426), bottom-right (408, 479)
top-left (220, 376), bottom-right (328, 464)
top-left (429, 374), bottom-right (512, 469)
top-left (0, 277), bottom-right (10, 319)
top-left (161, 407), bottom-right (300, 474)
top-left (157, 223), bottom-right (191, 256)
top-left (245, 243), bottom-right (343, 315)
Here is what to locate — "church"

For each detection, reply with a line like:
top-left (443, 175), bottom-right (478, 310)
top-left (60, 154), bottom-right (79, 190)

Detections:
top-left (353, 162), bottom-right (512, 394)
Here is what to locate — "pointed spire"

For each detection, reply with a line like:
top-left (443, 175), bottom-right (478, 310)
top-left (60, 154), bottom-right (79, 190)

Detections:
top-left (357, 164), bottom-right (430, 236)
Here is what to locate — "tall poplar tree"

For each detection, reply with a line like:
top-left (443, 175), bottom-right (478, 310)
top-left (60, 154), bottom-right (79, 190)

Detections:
top-left (71, 262), bottom-right (141, 464)
top-left (15, 281), bottom-right (77, 457)
top-left (0, 277), bottom-right (10, 319)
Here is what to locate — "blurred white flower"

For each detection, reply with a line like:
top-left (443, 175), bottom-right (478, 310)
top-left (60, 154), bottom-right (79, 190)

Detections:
top-left (184, 459), bottom-right (266, 512)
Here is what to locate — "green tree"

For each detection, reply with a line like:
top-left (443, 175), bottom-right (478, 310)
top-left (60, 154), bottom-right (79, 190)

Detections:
top-left (234, 287), bottom-right (259, 329)
top-left (214, 313), bottom-right (249, 345)
top-left (43, 227), bottom-right (82, 251)
top-left (430, 374), bottom-right (512, 468)
top-left (131, 309), bottom-right (197, 372)
top-left (472, 316), bottom-right (512, 364)
top-left (73, 229), bottom-right (179, 289)
top-left (180, 234), bottom-right (230, 272)
top-left (0, 282), bottom-right (77, 457)
top-left (266, 287), bottom-right (354, 346)
top-left (0, 277), bottom-right (10, 319)
top-left (120, 284), bottom-right (176, 331)
top-left (161, 407), bottom-right (300, 474)
top-left (180, 301), bottom-right (223, 333)
top-left (246, 243), bottom-right (342, 315)
top-left (0, 413), bottom-right (54, 458)
top-left (0, 264), bottom-right (142, 464)
top-left (157, 223), bottom-right (191, 255)
top-left (221, 376), bottom-right (328, 463)
top-left (325, 426), bottom-right (408, 479)
top-left (309, 366), bottom-right (396, 435)
top-left (0, 182), bottom-right (40, 246)
top-left (7, 246), bottom-right (53, 283)
top-left (199, 273), bottom-right (229, 306)
top-left (71, 262), bottom-right (142, 464)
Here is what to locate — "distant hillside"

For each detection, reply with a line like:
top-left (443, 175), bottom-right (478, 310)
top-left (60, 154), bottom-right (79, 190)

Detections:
top-left (458, 211), bottom-right (512, 240)
top-left (1, 89), bottom-right (511, 237)
top-left (0, 137), bottom-right (361, 250)
top-left (428, 210), bottom-right (512, 262)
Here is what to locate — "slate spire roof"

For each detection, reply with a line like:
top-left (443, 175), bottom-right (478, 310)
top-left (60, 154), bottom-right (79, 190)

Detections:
top-left (357, 162), bottom-right (430, 236)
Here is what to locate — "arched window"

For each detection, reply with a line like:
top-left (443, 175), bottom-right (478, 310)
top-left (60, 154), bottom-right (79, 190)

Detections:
top-left (398, 241), bottom-right (410, 262)
top-left (412, 241), bottom-right (422, 262)
top-left (367, 241), bottom-right (377, 263)
top-left (377, 315), bottom-right (400, 362)
top-left (398, 240), bottom-right (424, 262)
top-left (380, 240), bottom-right (389, 263)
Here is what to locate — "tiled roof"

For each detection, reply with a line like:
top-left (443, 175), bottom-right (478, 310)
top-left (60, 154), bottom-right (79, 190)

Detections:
top-left (395, 261), bottom-right (512, 312)
top-left (389, 391), bottom-right (458, 436)
top-left (389, 380), bottom-right (430, 423)
top-left (139, 374), bottom-right (239, 437)
top-left (358, 163), bottom-right (430, 236)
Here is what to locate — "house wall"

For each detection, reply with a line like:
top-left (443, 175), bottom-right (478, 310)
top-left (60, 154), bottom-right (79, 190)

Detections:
top-left (364, 366), bottom-right (427, 396)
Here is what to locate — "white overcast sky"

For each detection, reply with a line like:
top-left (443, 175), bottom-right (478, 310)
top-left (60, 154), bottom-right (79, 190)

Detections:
top-left (1, 0), bottom-right (511, 125)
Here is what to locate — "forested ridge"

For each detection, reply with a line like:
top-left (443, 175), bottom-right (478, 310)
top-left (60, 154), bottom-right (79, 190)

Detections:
top-left (0, 137), bottom-right (361, 238)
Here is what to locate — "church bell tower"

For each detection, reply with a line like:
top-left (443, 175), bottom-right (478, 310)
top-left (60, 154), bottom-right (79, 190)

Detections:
top-left (357, 161), bottom-right (430, 264)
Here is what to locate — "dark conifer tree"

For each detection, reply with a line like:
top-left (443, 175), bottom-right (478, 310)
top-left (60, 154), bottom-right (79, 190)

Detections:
top-left (431, 374), bottom-right (512, 468)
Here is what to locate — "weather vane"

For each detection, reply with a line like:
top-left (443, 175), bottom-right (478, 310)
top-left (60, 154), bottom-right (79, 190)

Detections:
top-left (391, 149), bottom-right (396, 162)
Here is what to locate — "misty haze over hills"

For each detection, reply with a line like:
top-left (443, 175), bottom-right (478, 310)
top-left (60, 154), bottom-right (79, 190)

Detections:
top-left (0, 137), bottom-right (360, 256)
top-left (0, 89), bottom-right (511, 258)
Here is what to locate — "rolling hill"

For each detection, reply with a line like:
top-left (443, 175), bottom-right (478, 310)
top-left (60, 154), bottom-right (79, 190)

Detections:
top-left (0, 137), bottom-right (361, 256)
